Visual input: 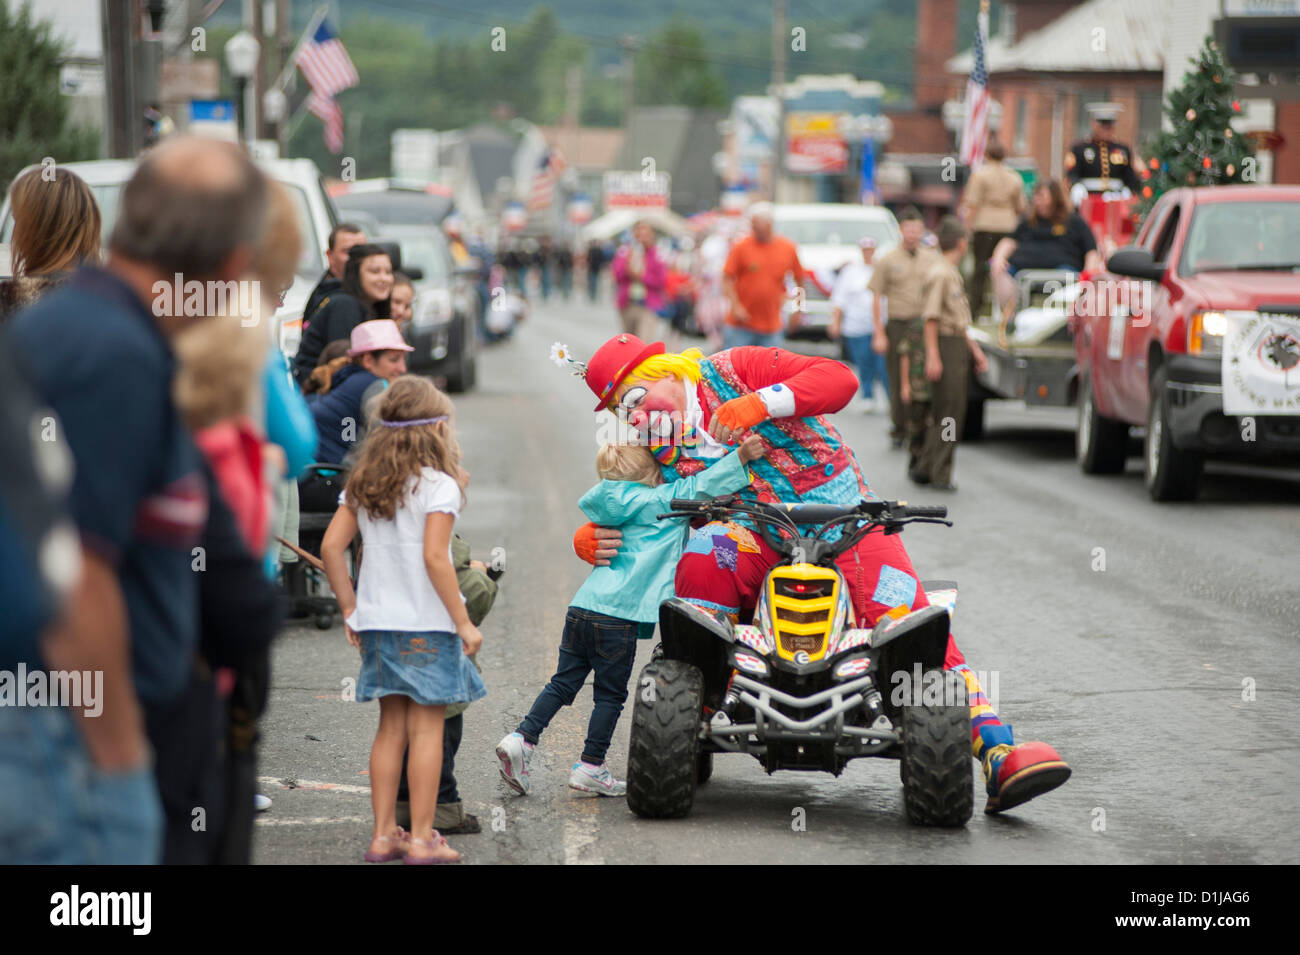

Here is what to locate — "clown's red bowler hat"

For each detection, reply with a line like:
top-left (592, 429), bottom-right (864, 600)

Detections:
top-left (585, 334), bottom-right (665, 411)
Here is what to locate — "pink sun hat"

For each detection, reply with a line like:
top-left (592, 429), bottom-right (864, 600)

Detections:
top-left (348, 319), bottom-right (414, 357)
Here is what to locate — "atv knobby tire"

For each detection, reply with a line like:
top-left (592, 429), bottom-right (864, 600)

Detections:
top-left (900, 670), bottom-right (973, 826)
top-left (627, 659), bottom-right (703, 818)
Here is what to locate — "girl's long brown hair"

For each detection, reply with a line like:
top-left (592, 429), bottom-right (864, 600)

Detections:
top-left (344, 376), bottom-right (464, 521)
top-left (9, 167), bottom-right (102, 276)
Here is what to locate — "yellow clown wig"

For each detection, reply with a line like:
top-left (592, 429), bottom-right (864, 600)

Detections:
top-left (619, 347), bottom-right (706, 394)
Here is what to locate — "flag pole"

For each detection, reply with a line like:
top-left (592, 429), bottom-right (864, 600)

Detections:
top-left (272, 3), bottom-right (329, 95)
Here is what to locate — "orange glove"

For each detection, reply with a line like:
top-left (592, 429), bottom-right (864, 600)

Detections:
top-left (573, 522), bottom-right (600, 565)
top-left (713, 393), bottom-right (768, 433)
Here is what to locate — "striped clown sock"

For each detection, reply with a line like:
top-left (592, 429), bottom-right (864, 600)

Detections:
top-left (953, 664), bottom-right (1014, 763)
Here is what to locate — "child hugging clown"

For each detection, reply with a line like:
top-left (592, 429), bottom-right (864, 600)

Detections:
top-left (554, 334), bottom-right (1070, 815)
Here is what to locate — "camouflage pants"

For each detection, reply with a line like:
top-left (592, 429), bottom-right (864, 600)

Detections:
top-left (904, 334), bottom-right (969, 485)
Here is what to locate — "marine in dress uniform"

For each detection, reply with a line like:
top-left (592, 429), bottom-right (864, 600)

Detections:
top-left (1065, 102), bottom-right (1142, 194)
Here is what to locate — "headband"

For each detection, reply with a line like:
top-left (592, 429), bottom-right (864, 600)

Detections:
top-left (377, 415), bottom-right (448, 428)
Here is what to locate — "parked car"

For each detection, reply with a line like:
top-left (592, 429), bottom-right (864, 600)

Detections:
top-left (1072, 185), bottom-right (1300, 500)
top-left (772, 203), bottom-right (900, 340)
top-left (377, 225), bottom-right (478, 392)
top-left (0, 156), bottom-right (339, 358)
top-left (331, 178), bottom-right (454, 228)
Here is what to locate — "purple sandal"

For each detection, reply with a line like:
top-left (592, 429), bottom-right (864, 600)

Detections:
top-left (363, 828), bottom-right (410, 863)
top-left (403, 830), bottom-right (461, 865)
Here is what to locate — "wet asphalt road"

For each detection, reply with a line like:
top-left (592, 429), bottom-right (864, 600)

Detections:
top-left (254, 291), bottom-right (1300, 865)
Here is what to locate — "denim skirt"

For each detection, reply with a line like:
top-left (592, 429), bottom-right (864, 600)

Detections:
top-left (356, 630), bottom-right (487, 707)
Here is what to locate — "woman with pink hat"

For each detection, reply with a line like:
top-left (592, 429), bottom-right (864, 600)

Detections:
top-left (299, 320), bottom-right (413, 509)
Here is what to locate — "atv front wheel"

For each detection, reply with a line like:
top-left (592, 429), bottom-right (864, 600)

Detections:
top-left (627, 659), bottom-right (703, 818)
top-left (900, 670), bottom-right (973, 826)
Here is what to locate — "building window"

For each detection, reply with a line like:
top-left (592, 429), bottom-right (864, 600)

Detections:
top-left (1137, 88), bottom-right (1163, 153)
top-left (1076, 89), bottom-right (1111, 140)
top-left (1014, 97), bottom-right (1028, 154)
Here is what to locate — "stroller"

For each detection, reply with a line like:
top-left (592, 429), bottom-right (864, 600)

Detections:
top-left (282, 463), bottom-right (359, 630)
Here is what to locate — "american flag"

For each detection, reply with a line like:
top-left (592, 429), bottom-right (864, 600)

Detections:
top-left (528, 148), bottom-right (566, 212)
top-left (294, 19), bottom-right (357, 154)
top-left (959, 1), bottom-right (991, 168)
top-left (307, 92), bottom-right (344, 154)
top-left (295, 20), bottom-right (358, 98)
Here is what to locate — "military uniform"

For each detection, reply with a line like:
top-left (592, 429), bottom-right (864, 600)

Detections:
top-left (912, 257), bottom-right (974, 487)
top-left (1065, 138), bottom-right (1141, 193)
top-left (899, 322), bottom-right (931, 476)
top-left (868, 243), bottom-right (940, 442)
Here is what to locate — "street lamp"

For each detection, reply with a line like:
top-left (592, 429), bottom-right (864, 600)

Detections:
top-left (224, 30), bottom-right (260, 145)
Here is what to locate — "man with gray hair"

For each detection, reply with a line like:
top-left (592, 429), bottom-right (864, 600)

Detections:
top-left (3, 136), bottom-right (268, 863)
top-left (722, 202), bottom-right (809, 350)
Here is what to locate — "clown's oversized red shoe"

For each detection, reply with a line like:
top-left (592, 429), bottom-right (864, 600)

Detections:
top-left (983, 741), bottom-right (1071, 814)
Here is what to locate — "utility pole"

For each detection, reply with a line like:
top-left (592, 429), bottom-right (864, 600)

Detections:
top-left (102, 0), bottom-right (135, 158)
top-left (249, 0), bottom-right (265, 143)
top-left (621, 35), bottom-right (637, 165)
top-left (771, 0), bottom-right (787, 202)
top-left (277, 0), bottom-right (291, 155)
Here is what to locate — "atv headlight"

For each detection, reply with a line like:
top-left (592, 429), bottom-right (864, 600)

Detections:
top-left (833, 654), bottom-right (872, 681)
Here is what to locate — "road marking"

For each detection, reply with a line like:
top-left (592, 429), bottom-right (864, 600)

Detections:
top-left (563, 798), bottom-right (605, 865)
top-left (258, 775), bottom-right (371, 795)
top-left (255, 815), bottom-right (370, 826)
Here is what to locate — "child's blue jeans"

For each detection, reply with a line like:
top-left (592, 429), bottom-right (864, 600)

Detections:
top-left (517, 607), bottom-right (642, 765)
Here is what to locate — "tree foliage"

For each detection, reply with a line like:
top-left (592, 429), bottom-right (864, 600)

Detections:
top-left (0, 1), bottom-right (99, 189)
top-left (1137, 37), bottom-right (1257, 217)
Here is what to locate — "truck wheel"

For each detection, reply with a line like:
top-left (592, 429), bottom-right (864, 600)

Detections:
top-left (962, 399), bottom-right (985, 442)
top-left (899, 670), bottom-right (972, 827)
top-left (1145, 367), bottom-right (1203, 501)
top-left (696, 750), bottom-right (714, 786)
top-left (1076, 374), bottom-right (1128, 474)
top-left (627, 659), bottom-right (703, 818)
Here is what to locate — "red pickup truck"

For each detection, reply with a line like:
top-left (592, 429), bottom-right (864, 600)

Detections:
top-left (1072, 185), bottom-right (1300, 500)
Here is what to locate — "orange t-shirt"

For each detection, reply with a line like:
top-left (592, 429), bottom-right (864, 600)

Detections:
top-left (723, 235), bottom-right (806, 333)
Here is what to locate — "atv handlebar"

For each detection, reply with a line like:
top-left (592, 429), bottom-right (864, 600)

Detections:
top-left (666, 497), bottom-right (948, 523)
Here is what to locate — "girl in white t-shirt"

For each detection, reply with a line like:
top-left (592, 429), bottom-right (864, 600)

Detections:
top-left (321, 376), bottom-right (485, 865)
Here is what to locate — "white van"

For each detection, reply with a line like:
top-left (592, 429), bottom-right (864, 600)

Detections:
top-left (1, 156), bottom-right (338, 355)
top-left (772, 203), bottom-right (900, 340)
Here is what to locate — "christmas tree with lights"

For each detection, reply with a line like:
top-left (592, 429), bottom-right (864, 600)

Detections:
top-left (1137, 37), bottom-right (1256, 218)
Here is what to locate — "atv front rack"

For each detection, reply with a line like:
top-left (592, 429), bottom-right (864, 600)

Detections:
top-left (704, 673), bottom-right (898, 761)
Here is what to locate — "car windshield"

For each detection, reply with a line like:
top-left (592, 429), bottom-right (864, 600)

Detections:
top-left (2, 182), bottom-right (123, 247)
top-left (335, 191), bottom-right (452, 226)
top-left (388, 233), bottom-right (451, 283)
top-left (1180, 201), bottom-right (1300, 275)
top-left (774, 217), bottom-right (897, 247)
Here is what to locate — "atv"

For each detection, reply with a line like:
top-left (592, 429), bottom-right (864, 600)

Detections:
top-left (626, 495), bottom-right (973, 826)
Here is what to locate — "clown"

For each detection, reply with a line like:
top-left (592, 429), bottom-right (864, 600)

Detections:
top-left (561, 334), bottom-right (1070, 814)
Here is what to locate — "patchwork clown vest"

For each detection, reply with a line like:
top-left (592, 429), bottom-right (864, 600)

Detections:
top-left (658, 352), bottom-right (873, 532)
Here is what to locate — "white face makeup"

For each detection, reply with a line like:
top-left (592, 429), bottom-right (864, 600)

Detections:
top-left (614, 385), bottom-right (648, 422)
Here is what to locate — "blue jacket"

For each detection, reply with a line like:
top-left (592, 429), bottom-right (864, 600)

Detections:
top-left (309, 363), bottom-right (382, 465)
top-left (571, 449), bottom-right (751, 625)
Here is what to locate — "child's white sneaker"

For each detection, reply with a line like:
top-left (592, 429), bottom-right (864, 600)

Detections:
top-left (496, 732), bottom-right (534, 795)
top-left (568, 760), bottom-right (627, 797)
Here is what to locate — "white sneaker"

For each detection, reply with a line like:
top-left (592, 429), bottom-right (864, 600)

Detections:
top-left (568, 760), bottom-right (627, 797)
top-left (253, 793), bottom-right (272, 812)
top-left (496, 732), bottom-right (534, 795)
